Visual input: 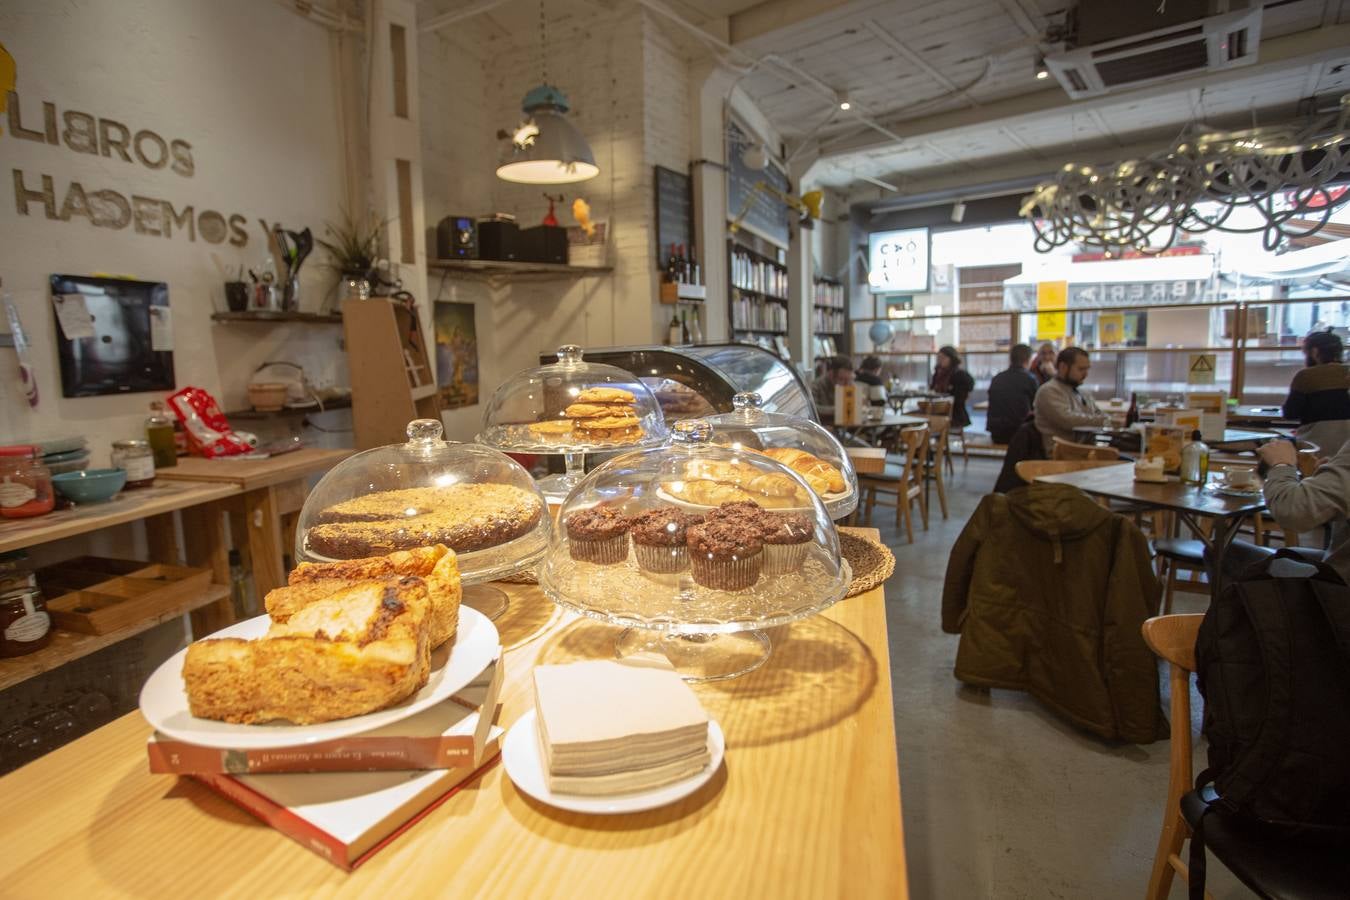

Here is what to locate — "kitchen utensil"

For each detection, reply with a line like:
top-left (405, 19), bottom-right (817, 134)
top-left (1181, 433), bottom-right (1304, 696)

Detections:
top-left (52, 468), bottom-right (127, 504)
top-left (3, 284), bottom-right (38, 408)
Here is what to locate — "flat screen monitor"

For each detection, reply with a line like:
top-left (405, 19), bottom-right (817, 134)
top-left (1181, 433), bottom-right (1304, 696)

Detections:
top-left (50, 274), bottom-right (175, 397)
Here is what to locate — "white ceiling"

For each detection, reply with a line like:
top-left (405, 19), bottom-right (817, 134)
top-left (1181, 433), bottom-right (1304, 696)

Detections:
top-left (723, 0), bottom-right (1350, 194)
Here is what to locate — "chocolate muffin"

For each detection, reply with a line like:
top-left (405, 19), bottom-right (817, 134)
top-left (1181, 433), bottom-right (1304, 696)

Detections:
top-left (630, 507), bottom-right (702, 574)
top-left (686, 519), bottom-right (763, 591)
top-left (707, 500), bottom-right (765, 522)
top-left (759, 512), bottom-right (813, 575)
top-left (565, 505), bottom-right (632, 564)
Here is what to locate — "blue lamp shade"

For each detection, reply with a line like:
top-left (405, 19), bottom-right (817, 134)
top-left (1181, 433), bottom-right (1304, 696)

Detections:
top-left (496, 84), bottom-right (599, 185)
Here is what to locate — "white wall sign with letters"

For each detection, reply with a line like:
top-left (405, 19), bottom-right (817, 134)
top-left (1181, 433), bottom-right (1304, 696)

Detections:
top-left (868, 228), bottom-right (930, 294)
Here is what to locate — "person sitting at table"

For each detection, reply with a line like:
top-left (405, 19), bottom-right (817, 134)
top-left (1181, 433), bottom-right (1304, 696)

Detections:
top-left (1034, 347), bottom-right (1111, 456)
top-left (1282, 330), bottom-right (1350, 457)
top-left (930, 346), bottom-right (973, 429)
top-left (1210, 438), bottom-right (1350, 583)
top-left (986, 343), bottom-right (1038, 445)
top-left (855, 355), bottom-right (888, 407)
top-left (1034, 342), bottom-right (1057, 386)
top-left (812, 356), bottom-right (853, 417)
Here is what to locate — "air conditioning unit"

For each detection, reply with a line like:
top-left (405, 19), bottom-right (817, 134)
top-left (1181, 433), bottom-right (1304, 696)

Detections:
top-left (1046, 7), bottom-right (1262, 99)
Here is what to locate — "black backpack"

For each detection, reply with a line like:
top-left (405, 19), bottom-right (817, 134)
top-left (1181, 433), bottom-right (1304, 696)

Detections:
top-left (1190, 550), bottom-right (1350, 898)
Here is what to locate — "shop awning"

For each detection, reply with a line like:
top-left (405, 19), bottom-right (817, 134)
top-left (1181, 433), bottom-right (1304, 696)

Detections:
top-left (1223, 238), bottom-right (1350, 283)
top-left (1002, 254), bottom-right (1216, 310)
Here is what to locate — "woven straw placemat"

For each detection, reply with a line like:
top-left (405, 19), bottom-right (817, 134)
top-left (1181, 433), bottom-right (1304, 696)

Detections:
top-left (497, 568), bottom-right (538, 584)
top-left (840, 531), bottom-right (896, 598)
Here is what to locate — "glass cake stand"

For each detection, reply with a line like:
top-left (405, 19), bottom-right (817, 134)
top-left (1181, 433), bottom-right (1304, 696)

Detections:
top-left (704, 391), bottom-right (859, 520)
top-left (538, 420), bottom-right (851, 681)
top-left (478, 345), bottom-right (669, 501)
top-left (294, 419), bottom-right (552, 619)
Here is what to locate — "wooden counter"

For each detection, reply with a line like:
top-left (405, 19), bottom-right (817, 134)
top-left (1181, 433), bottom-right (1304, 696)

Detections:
top-left (153, 448), bottom-right (351, 492)
top-left (0, 530), bottom-right (906, 898)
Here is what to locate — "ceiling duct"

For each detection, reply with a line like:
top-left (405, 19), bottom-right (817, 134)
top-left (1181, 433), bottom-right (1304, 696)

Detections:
top-left (1047, 5), bottom-right (1262, 99)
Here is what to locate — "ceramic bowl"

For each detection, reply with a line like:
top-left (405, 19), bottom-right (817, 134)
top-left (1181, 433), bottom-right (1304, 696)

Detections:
top-left (53, 468), bottom-right (127, 504)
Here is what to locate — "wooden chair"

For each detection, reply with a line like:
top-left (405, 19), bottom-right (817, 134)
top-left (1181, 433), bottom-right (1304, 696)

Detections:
top-left (857, 425), bottom-right (929, 544)
top-left (1014, 459), bottom-right (1125, 482)
top-left (1051, 437), bottom-right (1120, 461)
top-left (1144, 614), bottom-right (1350, 900)
top-left (1142, 614), bottom-right (1206, 900)
top-left (917, 399), bottom-right (962, 473)
top-left (922, 414), bottom-right (950, 519)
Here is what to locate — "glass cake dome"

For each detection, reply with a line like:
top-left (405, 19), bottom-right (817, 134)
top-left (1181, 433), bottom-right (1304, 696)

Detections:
top-left (478, 345), bottom-right (668, 499)
top-left (538, 419), bottom-right (851, 681)
top-left (295, 419), bottom-right (550, 586)
top-left (703, 391), bottom-right (859, 520)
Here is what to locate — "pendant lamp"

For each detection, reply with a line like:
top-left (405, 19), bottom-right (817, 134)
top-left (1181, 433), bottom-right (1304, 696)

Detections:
top-left (496, 84), bottom-right (599, 185)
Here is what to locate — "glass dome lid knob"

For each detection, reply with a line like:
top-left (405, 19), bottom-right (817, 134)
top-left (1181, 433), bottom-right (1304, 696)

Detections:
top-left (556, 344), bottom-right (584, 366)
top-left (406, 418), bottom-right (449, 453)
top-left (731, 392), bottom-right (763, 410)
top-left (671, 419), bottom-right (713, 444)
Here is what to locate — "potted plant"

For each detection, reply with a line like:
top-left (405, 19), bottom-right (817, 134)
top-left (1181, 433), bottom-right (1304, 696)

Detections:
top-left (317, 209), bottom-right (389, 303)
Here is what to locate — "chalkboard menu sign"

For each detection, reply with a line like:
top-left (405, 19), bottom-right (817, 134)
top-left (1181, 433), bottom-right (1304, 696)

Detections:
top-left (655, 165), bottom-right (692, 270)
top-left (727, 119), bottom-right (790, 249)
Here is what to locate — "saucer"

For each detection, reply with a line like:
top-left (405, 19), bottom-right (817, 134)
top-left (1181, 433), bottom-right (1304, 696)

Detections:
top-left (502, 708), bottom-right (725, 815)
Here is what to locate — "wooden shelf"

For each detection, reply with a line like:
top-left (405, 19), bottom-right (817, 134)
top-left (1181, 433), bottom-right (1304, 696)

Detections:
top-left (211, 310), bottom-right (342, 324)
top-left (225, 397), bottom-right (352, 420)
top-left (428, 259), bottom-right (612, 278)
top-left (0, 584), bottom-right (230, 691)
top-left (734, 326), bottom-right (788, 335)
top-left (0, 482), bottom-right (241, 554)
top-left (814, 303), bottom-right (845, 310)
top-left (732, 287), bottom-right (789, 302)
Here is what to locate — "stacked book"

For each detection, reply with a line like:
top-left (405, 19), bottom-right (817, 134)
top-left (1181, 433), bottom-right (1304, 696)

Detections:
top-left (533, 658), bottom-right (710, 796)
top-left (148, 653), bottom-right (503, 870)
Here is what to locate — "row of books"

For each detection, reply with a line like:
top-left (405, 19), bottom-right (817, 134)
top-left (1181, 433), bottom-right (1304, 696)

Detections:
top-left (732, 294), bottom-right (788, 332)
top-left (731, 249), bottom-right (787, 299)
top-left (813, 308), bottom-right (845, 334)
top-left (813, 280), bottom-right (844, 309)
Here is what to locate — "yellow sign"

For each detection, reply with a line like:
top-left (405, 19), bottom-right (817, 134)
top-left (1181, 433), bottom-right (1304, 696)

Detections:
top-left (1036, 281), bottom-right (1068, 341)
top-left (1098, 312), bottom-right (1124, 346)
top-left (1188, 353), bottom-right (1217, 385)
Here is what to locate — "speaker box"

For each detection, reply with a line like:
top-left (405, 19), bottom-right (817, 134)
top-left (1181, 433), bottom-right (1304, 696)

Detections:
top-left (477, 220), bottom-right (521, 261)
top-left (435, 216), bottom-right (477, 259)
top-left (519, 225), bottom-right (568, 265)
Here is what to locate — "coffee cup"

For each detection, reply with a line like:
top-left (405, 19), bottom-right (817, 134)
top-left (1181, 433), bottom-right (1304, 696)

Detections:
top-left (1222, 465), bottom-right (1257, 488)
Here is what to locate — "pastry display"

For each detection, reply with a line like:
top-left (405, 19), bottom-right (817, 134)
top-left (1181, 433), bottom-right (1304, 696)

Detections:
top-left (305, 484), bottom-right (543, 560)
top-left (182, 575), bottom-right (434, 725)
top-left (565, 505), bottom-right (632, 564)
top-left (687, 519), bottom-right (763, 591)
top-left (761, 447), bottom-right (846, 495)
top-left (630, 507), bottom-right (702, 574)
top-left (533, 658), bottom-right (710, 796)
top-left (269, 545), bottom-right (462, 648)
top-left (660, 457), bottom-right (811, 510)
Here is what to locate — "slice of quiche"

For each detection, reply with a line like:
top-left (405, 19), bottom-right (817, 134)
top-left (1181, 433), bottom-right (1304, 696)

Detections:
top-left (183, 575), bottom-right (433, 725)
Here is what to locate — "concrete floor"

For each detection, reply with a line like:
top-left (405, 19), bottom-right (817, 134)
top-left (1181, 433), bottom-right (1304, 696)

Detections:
top-left (868, 457), bottom-right (1247, 899)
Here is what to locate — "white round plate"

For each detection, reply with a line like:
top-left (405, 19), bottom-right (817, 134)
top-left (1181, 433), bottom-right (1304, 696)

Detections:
top-left (502, 707), bottom-right (725, 815)
top-left (139, 606), bottom-right (499, 749)
top-left (1205, 480), bottom-right (1262, 498)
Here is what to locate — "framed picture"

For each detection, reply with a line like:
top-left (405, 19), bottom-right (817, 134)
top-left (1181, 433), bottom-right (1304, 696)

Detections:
top-left (433, 301), bottom-right (479, 410)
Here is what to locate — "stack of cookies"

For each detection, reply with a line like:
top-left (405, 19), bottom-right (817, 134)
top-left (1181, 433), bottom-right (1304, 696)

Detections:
top-left (562, 387), bottom-right (643, 443)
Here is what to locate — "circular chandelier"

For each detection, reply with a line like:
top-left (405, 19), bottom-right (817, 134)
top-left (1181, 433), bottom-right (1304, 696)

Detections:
top-left (1020, 95), bottom-right (1350, 254)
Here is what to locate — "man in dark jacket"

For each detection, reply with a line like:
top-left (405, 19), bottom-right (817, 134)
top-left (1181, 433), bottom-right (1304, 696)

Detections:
top-left (1282, 330), bottom-right (1350, 456)
top-left (986, 343), bottom-right (1038, 444)
top-left (942, 482), bottom-right (1165, 743)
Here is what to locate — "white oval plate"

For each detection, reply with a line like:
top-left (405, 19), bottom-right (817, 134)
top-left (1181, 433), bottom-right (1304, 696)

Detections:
top-left (503, 707), bottom-right (725, 815)
top-left (654, 484), bottom-right (849, 514)
top-left (139, 606), bottom-right (498, 749)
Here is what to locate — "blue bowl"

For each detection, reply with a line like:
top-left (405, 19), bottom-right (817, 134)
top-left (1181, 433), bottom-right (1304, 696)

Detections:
top-left (53, 468), bottom-right (127, 504)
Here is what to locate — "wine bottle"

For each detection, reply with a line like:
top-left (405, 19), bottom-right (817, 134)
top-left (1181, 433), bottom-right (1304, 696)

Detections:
top-left (681, 310), bottom-right (691, 344)
top-left (1125, 392), bottom-right (1139, 427)
top-left (667, 312), bottom-right (681, 346)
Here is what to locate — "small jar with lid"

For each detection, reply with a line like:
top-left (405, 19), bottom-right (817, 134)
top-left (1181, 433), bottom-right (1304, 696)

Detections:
top-left (0, 445), bottom-right (55, 518)
top-left (110, 439), bottom-right (156, 488)
top-left (0, 551), bottom-right (51, 658)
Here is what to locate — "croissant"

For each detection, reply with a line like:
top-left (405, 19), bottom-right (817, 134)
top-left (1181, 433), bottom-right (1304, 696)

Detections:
top-left (745, 472), bottom-right (805, 500)
top-left (763, 447), bottom-right (846, 494)
top-left (668, 479), bottom-right (752, 506)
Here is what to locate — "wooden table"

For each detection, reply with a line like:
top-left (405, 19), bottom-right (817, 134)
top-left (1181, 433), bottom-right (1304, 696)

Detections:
top-left (0, 531), bottom-right (906, 898)
top-left (1228, 405), bottom-right (1293, 427)
top-left (834, 411), bottom-right (928, 446)
top-left (156, 448), bottom-right (350, 597)
top-left (1035, 463), bottom-right (1266, 591)
top-left (1071, 425), bottom-right (1288, 451)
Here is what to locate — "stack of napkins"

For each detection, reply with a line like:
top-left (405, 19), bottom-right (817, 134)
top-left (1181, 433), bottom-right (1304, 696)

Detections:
top-left (533, 658), bottom-right (710, 796)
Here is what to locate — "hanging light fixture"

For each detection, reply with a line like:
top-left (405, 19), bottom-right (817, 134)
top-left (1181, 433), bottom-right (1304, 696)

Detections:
top-left (495, 1), bottom-right (598, 185)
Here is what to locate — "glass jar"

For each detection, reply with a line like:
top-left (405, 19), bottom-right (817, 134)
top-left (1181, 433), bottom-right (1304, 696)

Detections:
top-left (0, 551), bottom-right (51, 658)
top-left (145, 401), bottom-right (177, 469)
top-left (110, 439), bottom-right (155, 488)
top-left (0, 446), bottom-right (54, 518)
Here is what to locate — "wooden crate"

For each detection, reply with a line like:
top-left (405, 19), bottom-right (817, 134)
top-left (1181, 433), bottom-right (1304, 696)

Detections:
top-left (46, 564), bottom-right (212, 635)
top-left (35, 556), bottom-right (148, 595)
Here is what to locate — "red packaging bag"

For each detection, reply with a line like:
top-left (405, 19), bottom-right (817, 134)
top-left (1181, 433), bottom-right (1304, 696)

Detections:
top-left (166, 387), bottom-right (253, 458)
